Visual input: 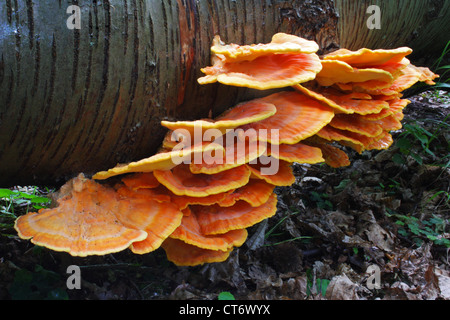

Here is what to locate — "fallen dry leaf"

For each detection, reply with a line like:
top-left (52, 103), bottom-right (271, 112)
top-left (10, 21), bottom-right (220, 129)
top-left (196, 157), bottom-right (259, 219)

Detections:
top-left (325, 274), bottom-right (359, 300)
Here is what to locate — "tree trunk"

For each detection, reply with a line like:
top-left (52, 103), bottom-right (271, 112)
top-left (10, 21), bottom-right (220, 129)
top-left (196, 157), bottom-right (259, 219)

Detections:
top-left (335, 0), bottom-right (450, 60)
top-left (0, 0), bottom-right (448, 186)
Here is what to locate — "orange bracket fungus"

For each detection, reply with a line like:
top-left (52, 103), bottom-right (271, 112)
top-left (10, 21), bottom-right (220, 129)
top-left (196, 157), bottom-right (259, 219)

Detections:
top-left (189, 136), bottom-right (267, 175)
top-left (322, 47), bottom-right (413, 67)
top-left (239, 91), bottom-right (335, 144)
top-left (316, 60), bottom-right (394, 87)
top-left (192, 193), bottom-right (278, 235)
top-left (92, 142), bottom-right (224, 180)
top-left (153, 164), bottom-right (251, 197)
top-left (246, 157), bottom-right (296, 187)
top-left (14, 33), bottom-right (439, 267)
top-left (161, 99), bottom-right (277, 136)
top-left (14, 174), bottom-right (149, 257)
top-left (120, 172), bottom-right (160, 190)
top-left (161, 238), bottom-right (235, 267)
top-left (197, 33), bottom-right (322, 90)
top-left (267, 142), bottom-right (324, 165)
top-left (170, 208), bottom-right (248, 252)
top-left (217, 179), bottom-right (275, 208)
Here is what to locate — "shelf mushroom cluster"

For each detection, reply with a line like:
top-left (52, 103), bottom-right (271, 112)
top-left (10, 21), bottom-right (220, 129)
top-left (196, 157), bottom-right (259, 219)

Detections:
top-left (15, 34), bottom-right (438, 266)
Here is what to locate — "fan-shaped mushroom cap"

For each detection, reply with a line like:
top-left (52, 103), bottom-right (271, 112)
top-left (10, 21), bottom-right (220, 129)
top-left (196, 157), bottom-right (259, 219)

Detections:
top-left (210, 33), bottom-right (319, 62)
top-left (246, 157), bottom-right (295, 186)
top-left (293, 84), bottom-right (353, 114)
top-left (267, 142), bottom-right (324, 164)
top-left (170, 191), bottom-right (232, 210)
top-left (92, 142), bottom-right (224, 180)
top-left (361, 99), bottom-right (409, 121)
top-left (376, 57), bottom-right (411, 78)
top-left (365, 131), bottom-right (394, 150)
top-left (317, 125), bottom-right (372, 153)
top-left (161, 238), bottom-right (234, 266)
top-left (218, 179), bottom-right (275, 207)
top-left (193, 193), bottom-right (278, 235)
top-left (170, 209), bottom-right (248, 251)
top-left (408, 65), bottom-right (439, 85)
top-left (349, 64), bottom-right (433, 95)
top-left (189, 134), bottom-right (266, 174)
top-left (118, 182), bottom-right (231, 210)
top-left (121, 172), bottom-right (160, 190)
top-left (392, 110), bottom-right (405, 121)
top-left (162, 129), bottom-right (190, 150)
top-left (311, 87), bottom-right (390, 115)
top-left (116, 184), bottom-right (172, 203)
top-left (153, 164), bottom-right (251, 197)
top-left (270, 33), bottom-right (320, 53)
top-left (112, 188), bottom-right (184, 254)
top-left (318, 123), bottom-right (395, 153)
top-left (329, 114), bottom-right (384, 137)
top-left (316, 60), bottom-right (394, 87)
top-left (198, 52), bottom-right (322, 90)
top-left (14, 174), bottom-right (148, 257)
top-left (331, 62), bottom-right (412, 94)
top-left (323, 47), bottom-right (413, 67)
top-left (306, 141), bottom-right (350, 168)
top-left (240, 91), bottom-right (335, 144)
top-left (161, 100), bottom-right (277, 135)
top-left (375, 114), bottom-right (403, 131)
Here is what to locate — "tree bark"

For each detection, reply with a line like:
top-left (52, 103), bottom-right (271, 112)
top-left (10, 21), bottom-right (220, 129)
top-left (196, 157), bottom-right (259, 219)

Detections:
top-left (0, 0), bottom-right (448, 186)
top-left (335, 0), bottom-right (450, 60)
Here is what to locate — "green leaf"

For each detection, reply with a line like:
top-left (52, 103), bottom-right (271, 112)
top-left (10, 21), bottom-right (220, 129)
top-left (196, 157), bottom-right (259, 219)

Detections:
top-left (334, 179), bottom-right (352, 192)
top-left (433, 83), bottom-right (450, 89)
top-left (398, 228), bottom-right (409, 237)
top-left (0, 189), bottom-right (13, 198)
top-left (429, 216), bottom-right (444, 225)
top-left (396, 137), bottom-right (411, 150)
top-left (317, 279), bottom-right (330, 297)
top-left (15, 191), bottom-right (36, 200)
top-left (29, 196), bottom-right (51, 204)
top-left (434, 238), bottom-right (450, 248)
top-left (392, 153), bottom-right (405, 164)
top-left (408, 223), bottom-right (421, 236)
top-left (424, 148), bottom-right (436, 157)
top-left (410, 152), bottom-right (423, 165)
top-left (218, 291), bottom-right (235, 300)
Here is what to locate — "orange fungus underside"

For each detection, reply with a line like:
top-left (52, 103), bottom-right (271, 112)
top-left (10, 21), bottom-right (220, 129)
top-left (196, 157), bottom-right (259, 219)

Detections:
top-left (14, 175), bottom-right (148, 257)
top-left (239, 91), bottom-right (335, 144)
top-left (161, 238), bottom-right (233, 266)
top-left (192, 193), bottom-right (278, 235)
top-left (153, 164), bottom-right (251, 197)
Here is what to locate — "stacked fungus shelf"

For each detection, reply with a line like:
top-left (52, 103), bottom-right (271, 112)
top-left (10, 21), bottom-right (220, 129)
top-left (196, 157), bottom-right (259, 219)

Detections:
top-left (15, 33), bottom-right (438, 266)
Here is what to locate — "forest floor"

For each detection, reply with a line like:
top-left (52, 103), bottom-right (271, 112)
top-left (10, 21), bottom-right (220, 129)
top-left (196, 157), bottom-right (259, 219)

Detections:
top-left (0, 90), bottom-right (449, 301)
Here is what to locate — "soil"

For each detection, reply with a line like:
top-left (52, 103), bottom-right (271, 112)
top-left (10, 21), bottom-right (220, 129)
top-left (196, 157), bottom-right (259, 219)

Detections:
top-left (0, 91), bottom-right (449, 301)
